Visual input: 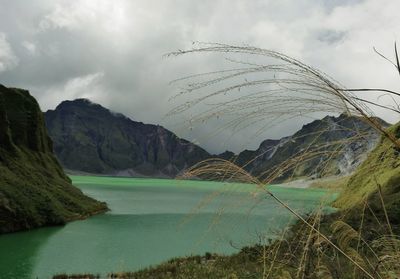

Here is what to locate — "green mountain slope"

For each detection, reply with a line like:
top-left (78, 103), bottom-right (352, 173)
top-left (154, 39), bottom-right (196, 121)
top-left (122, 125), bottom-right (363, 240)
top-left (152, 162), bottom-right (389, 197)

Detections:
top-left (0, 85), bottom-right (107, 233)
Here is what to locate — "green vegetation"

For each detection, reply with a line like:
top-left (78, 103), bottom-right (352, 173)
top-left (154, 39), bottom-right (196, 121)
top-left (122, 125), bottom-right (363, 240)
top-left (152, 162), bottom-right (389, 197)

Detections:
top-left (107, 252), bottom-right (264, 279)
top-left (0, 85), bottom-right (107, 233)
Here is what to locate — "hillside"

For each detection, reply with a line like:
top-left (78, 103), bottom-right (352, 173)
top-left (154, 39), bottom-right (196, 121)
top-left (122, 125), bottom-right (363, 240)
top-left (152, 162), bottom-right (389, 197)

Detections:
top-left (0, 85), bottom-right (107, 233)
top-left (45, 99), bottom-right (210, 177)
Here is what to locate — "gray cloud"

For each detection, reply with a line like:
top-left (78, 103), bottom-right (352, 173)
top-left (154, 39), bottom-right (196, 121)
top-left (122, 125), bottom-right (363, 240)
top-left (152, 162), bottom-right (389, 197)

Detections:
top-left (0, 33), bottom-right (18, 72)
top-left (0, 0), bottom-right (399, 154)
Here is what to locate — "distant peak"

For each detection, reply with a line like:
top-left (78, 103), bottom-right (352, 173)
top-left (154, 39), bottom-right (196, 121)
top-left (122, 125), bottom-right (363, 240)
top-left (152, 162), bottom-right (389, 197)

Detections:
top-left (55, 98), bottom-right (103, 110)
top-left (65, 98), bottom-right (96, 106)
top-left (321, 112), bottom-right (353, 121)
top-left (72, 98), bottom-right (94, 104)
top-left (51, 99), bottom-right (137, 122)
top-left (218, 150), bottom-right (236, 156)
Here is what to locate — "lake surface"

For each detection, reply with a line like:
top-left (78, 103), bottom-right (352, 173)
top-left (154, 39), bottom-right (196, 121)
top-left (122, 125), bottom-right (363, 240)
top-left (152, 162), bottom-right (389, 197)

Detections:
top-left (0, 176), bottom-right (334, 279)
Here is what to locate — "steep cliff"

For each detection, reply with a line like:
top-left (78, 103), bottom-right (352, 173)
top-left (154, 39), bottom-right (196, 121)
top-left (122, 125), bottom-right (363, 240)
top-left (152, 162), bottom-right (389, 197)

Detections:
top-left (0, 85), bottom-right (107, 233)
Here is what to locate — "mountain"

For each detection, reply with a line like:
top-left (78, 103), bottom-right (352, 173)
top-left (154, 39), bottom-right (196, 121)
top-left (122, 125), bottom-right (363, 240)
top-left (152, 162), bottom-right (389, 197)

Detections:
top-left (0, 85), bottom-right (107, 233)
top-left (229, 114), bottom-right (388, 182)
top-left (45, 99), bottom-right (387, 182)
top-left (45, 99), bottom-right (210, 177)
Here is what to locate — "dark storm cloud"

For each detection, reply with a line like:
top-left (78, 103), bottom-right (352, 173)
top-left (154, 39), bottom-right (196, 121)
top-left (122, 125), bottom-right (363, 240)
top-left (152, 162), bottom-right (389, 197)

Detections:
top-left (0, 0), bottom-right (399, 153)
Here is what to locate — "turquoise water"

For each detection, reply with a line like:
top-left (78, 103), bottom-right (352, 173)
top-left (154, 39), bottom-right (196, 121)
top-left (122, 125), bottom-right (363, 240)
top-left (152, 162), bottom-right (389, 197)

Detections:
top-left (0, 176), bottom-right (334, 279)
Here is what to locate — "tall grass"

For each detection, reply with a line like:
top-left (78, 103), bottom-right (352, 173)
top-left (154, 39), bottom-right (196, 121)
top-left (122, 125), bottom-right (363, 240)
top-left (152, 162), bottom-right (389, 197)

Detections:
top-left (166, 43), bottom-right (400, 278)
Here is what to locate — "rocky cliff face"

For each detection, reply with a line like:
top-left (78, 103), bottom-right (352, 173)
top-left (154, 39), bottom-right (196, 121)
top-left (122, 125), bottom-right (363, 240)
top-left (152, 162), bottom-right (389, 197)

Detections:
top-left (232, 114), bottom-right (388, 181)
top-left (0, 85), bottom-right (107, 233)
top-left (45, 99), bottom-right (210, 177)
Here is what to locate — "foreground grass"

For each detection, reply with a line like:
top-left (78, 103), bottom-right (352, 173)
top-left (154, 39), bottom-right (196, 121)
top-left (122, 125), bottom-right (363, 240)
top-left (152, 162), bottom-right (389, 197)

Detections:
top-left (52, 250), bottom-right (266, 279)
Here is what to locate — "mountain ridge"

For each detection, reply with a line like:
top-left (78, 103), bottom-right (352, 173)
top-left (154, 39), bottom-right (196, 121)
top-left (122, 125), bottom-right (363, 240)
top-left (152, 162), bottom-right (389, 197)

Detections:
top-left (45, 99), bottom-right (388, 181)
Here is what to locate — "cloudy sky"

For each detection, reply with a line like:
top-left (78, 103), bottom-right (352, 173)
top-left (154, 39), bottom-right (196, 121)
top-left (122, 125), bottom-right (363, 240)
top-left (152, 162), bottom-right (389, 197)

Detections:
top-left (1, 0), bottom-right (400, 153)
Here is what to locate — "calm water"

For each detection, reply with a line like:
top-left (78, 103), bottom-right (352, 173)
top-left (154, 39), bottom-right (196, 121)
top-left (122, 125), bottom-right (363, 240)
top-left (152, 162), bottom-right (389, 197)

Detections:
top-left (0, 176), bottom-right (333, 279)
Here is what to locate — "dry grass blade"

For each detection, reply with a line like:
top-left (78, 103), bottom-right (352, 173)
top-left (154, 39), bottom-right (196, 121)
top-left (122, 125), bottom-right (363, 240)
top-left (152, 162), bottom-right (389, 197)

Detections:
top-left (168, 43), bottom-right (400, 148)
top-left (371, 236), bottom-right (400, 277)
top-left (331, 221), bottom-right (359, 249)
top-left (168, 43), bottom-right (400, 279)
top-left (394, 42), bottom-right (400, 77)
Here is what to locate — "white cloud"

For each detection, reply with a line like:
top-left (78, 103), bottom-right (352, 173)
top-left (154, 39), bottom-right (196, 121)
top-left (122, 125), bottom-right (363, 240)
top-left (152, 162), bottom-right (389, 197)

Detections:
top-left (38, 0), bottom-right (130, 33)
top-left (39, 72), bottom-right (105, 109)
top-left (39, 2), bottom-right (86, 31)
top-left (22, 41), bottom-right (37, 55)
top-left (60, 72), bottom-right (104, 97)
top-left (0, 33), bottom-right (18, 72)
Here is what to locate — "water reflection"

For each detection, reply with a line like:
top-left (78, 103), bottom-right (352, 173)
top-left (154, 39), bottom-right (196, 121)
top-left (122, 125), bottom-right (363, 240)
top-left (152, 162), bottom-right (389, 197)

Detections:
top-left (0, 226), bottom-right (60, 279)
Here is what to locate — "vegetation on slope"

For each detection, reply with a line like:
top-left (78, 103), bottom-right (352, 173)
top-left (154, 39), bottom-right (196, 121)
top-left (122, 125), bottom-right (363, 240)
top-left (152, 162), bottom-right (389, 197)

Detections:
top-left (0, 84), bottom-right (107, 233)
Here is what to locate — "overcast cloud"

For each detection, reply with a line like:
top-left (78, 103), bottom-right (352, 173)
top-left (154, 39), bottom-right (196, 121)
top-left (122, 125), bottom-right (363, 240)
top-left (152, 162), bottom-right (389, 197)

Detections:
top-left (0, 0), bottom-right (400, 153)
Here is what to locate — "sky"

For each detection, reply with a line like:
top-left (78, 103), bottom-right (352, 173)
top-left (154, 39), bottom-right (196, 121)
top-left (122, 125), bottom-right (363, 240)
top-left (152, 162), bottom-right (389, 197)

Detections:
top-left (1, 0), bottom-right (400, 154)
